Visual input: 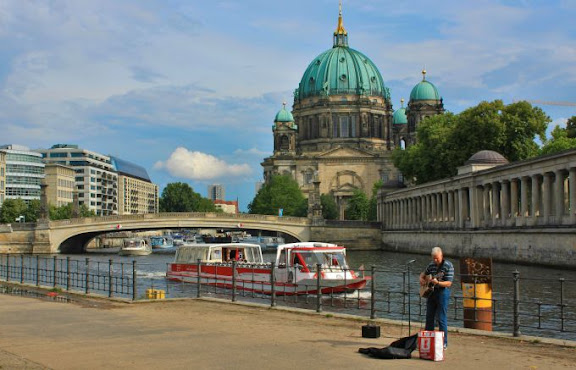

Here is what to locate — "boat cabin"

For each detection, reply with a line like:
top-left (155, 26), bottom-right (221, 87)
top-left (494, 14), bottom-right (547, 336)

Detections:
top-left (275, 242), bottom-right (349, 273)
top-left (173, 243), bottom-right (264, 265)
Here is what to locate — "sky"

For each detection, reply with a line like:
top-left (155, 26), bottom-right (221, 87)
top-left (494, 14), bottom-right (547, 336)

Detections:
top-left (1, 0), bottom-right (575, 211)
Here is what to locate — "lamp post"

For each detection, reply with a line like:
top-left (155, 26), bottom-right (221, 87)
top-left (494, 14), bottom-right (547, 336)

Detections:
top-left (406, 259), bottom-right (416, 335)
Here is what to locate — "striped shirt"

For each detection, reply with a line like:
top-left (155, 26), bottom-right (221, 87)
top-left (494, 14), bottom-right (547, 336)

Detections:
top-left (424, 259), bottom-right (454, 284)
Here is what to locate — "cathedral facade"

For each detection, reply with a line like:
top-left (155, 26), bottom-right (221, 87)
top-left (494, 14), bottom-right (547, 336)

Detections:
top-left (261, 6), bottom-right (444, 219)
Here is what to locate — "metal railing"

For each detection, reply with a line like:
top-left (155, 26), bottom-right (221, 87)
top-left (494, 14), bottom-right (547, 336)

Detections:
top-left (0, 255), bottom-right (574, 340)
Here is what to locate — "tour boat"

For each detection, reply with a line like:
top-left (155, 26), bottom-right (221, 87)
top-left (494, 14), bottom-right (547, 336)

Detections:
top-left (149, 236), bottom-right (174, 249)
top-left (166, 242), bottom-right (368, 295)
top-left (119, 238), bottom-right (152, 256)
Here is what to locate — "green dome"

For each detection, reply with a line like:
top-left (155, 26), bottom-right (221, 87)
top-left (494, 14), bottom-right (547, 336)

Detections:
top-left (274, 104), bottom-right (294, 122)
top-left (393, 107), bottom-right (407, 125)
top-left (409, 71), bottom-right (441, 101)
top-left (297, 46), bottom-right (389, 100)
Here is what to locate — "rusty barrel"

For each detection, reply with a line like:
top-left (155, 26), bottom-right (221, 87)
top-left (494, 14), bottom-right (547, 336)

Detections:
top-left (460, 257), bottom-right (493, 331)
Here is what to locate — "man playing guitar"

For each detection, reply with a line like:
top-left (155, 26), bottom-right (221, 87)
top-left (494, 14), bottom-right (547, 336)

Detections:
top-left (419, 247), bottom-right (454, 350)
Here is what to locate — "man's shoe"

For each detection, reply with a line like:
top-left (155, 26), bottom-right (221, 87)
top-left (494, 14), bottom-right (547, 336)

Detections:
top-left (443, 344), bottom-right (448, 351)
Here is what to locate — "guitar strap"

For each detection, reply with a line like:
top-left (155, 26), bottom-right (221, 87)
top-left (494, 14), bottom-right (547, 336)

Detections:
top-left (436, 260), bottom-right (445, 280)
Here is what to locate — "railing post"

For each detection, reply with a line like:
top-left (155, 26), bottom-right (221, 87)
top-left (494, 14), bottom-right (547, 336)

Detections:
top-left (108, 259), bottom-right (113, 298)
top-left (316, 263), bottom-right (322, 313)
top-left (559, 278), bottom-right (565, 332)
top-left (402, 270), bottom-right (407, 315)
top-left (370, 265), bottom-right (376, 319)
top-left (66, 257), bottom-right (70, 292)
top-left (53, 256), bottom-right (57, 288)
top-left (6, 254), bottom-right (10, 282)
top-left (20, 254), bottom-right (24, 284)
top-left (270, 262), bottom-right (276, 307)
top-left (36, 255), bottom-right (39, 287)
top-left (231, 260), bottom-right (237, 302)
top-left (513, 270), bottom-right (521, 337)
top-left (85, 258), bottom-right (90, 294)
top-left (196, 259), bottom-right (202, 298)
top-left (132, 260), bottom-right (137, 301)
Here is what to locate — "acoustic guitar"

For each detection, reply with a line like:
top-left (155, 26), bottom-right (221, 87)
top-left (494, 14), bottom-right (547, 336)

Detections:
top-left (419, 271), bottom-right (444, 298)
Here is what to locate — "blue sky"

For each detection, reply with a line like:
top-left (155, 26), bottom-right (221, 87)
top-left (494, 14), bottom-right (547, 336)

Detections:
top-left (1, 0), bottom-right (575, 211)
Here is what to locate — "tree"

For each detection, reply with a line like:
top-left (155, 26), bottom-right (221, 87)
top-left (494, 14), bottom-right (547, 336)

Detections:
top-left (320, 194), bottom-right (338, 220)
top-left (159, 182), bottom-right (217, 212)
top-left (248, 175), bottom-right (306, 217)
top-left (345, 190), bottom-right (370, 221)
top-left (540, 125), bottom-right (576, 155)
top-left (368, 180), bottom-right (383, 221)
top-left (393, 100), bottom-right (550, 184)
top-left (49, 203), bottom-right (96, 220)
top-left (566, 116), bottom-right (576, 138)
top-left (0, 198), bottom-right (29, 223)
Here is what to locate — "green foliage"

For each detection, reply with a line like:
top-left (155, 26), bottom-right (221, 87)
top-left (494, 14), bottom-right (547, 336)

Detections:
top-left (248, 175), bottom-right (306, 217)
top-left (393, 100), bottom-right (550, 184)
top-left (540, 125), bottom-right (576, 155)
top-left (0, 198), bottom-right (29, 223)
top-left (49, 203), bottom-right (95, 220)
top-left (159, 182), bottom-right (217, 212)
top-left (320, 194), bottom-right (338, 220)
top-left (345, 189), bottom-right (370, 221)
top-left (566, 116), bottom-right (576, 139)
top-left (368, 180), bottom-right (383, 221)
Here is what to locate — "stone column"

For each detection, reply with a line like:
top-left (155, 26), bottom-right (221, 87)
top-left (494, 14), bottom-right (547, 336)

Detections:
top-left (469, 186), bottom-right (481, 228)
top-left (555, 170), bottom-right (565, 224)
top-left (430, 194), bottom-right (436, 223)
top-left (447, 190), bottom-right (454, 223)
top-left (570, 168), bottom-right (576, 224)
top-left (510, 178), bottom-right (519, 218)
top-left (483, 185), bottom-right (491, 226)
top-left (501, 180), bottom-right (510, 226)
top-left (492, 181), bottom-right (501, 225)
top-left (458, 188), bottom-right (467, 229)
top-left (531, 174), bottom-right (540, 225)
top-left (520, 176), bottom-right (529, 225)
top-left (543, 172), bottom-right (552, 225)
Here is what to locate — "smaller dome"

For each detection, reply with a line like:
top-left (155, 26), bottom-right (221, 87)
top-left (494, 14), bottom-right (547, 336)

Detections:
top-left (409, 70), bottom-right (441, 101)
top-left (274, 103), bottom-right (294, 122)
top-left (382, 179), bottom-right (406, 189)
top-left (466, 150), bottom-right (509, 165)
top-left (393, 107), bottom-right (407, 125)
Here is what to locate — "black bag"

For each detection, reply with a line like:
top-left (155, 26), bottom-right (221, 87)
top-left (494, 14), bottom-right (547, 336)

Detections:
top-left (358, 334), bottom-right (418, 360)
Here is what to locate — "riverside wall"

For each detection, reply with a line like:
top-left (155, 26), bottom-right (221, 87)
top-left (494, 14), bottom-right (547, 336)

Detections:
top-left (381, 229), bottom-right (576, 268)
top-left (311, 223), bottom-right (381, 250)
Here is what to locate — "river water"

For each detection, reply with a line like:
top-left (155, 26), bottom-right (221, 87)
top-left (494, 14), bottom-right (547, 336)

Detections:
top-left (67, 248), bottom-right (576, 341)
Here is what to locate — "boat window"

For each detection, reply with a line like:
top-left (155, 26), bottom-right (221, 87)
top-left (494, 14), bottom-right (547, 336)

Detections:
top-left (177, 247), bottom-right (208, 263)
top-left (210, 248), bottom-right (222, 261)
top-left (297, 251), bottom-right (348, 270)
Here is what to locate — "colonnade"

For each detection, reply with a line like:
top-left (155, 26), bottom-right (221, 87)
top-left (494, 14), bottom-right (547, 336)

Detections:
top-left (379, 160), bottom-right (576, 230)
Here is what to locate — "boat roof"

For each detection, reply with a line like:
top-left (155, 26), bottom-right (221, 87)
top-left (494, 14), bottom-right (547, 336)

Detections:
top-left (277, 242), bottom-right (345, 253)
top-left (178, 243), bottom-right (262, 250)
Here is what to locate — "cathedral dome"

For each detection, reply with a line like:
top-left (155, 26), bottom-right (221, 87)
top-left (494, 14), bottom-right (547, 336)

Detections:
top-left (410, 70), bottom-right (441, 101)
top-left (296, 8), bottom-right (388, 100)
top-left (274, 103), bottom-right (294, 122)
top-left (393, 99), bottom-right (407, 125)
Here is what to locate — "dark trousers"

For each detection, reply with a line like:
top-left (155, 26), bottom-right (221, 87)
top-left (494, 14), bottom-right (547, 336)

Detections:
top-left (425, 288), bottom-right (450, 346)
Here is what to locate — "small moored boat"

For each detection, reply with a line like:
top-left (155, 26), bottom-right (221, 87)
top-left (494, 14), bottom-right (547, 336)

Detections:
top-left (166, 242), bottom-right (368, 295)
top-left (119, 238), bottom-right (152, 256)
top-left (150, 236), bottom-right (174, 249)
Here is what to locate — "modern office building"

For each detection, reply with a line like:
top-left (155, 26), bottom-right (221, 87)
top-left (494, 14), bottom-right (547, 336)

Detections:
top-left (43, 163), bottom-right (75, 207)
top-left (0, 152), bottom-right (6, 206)
top-left (208, 184), bottom-right (225, 201)
top-left (0, 145), bottom-right (45, 205)
top-left (111, 156), bottom-right (158, 214)
top-left (37, 144), bottom-right (118, 216)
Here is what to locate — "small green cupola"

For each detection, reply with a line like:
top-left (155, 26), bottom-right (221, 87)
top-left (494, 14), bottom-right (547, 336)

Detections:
top-left (393, 98), bottom-right (408, 125)
top-left (409, 69), bottom-right (441, 101)
top-left (274, 102), bottom-right (294, 123)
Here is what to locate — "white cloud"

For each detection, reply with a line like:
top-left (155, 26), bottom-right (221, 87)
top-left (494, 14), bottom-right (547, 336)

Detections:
top-left (154, 147), bottom-right (252, 180)
top-left (233, 147), bottom-right (269, 156)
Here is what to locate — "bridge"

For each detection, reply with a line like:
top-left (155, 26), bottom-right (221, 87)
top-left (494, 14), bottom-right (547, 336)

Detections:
top-left (0, 213), bottom-right (381, 254)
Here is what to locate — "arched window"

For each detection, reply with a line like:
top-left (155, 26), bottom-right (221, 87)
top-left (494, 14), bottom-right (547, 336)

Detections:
top-left (280, 135), bottom-right (289, 151)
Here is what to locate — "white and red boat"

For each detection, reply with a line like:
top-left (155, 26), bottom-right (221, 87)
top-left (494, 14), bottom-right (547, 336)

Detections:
top-left (166, 242), bottom-right (368, 295)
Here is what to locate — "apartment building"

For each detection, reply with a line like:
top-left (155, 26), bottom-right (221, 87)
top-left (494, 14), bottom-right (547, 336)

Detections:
top-left (0, 144), bottom-right (45, 205)
top-left (111, 156), bottom-right (158, 214)
top-left (0, 152), bottom-right (5, 206)
top-left (44, 163), bottom-right (75, 207)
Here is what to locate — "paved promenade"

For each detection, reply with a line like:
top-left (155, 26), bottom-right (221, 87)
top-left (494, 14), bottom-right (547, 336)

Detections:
top-left (0, 293), bottom-right (574, 369)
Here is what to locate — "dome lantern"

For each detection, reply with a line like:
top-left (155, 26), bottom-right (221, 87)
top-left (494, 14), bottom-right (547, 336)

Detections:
top-left (333, 0), bottom-right (348, 47)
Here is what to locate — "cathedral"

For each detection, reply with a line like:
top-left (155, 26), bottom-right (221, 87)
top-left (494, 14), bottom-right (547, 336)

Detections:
top-left (261, 4), bottom-right (444, 219)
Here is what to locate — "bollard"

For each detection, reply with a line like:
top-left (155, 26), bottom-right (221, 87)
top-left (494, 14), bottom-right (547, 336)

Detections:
top-left (270, 262), bottom-right (276, 307)
top-left (108, 259), bottom-right (113, 298)
top-left (196, 259), bottom-right (202, 298)
top-left (132, 260), bottom-right (137, 301)
top-left (370, 265), bottom-right (376, 319)
top-left (513, 270), bottom-right (521, 337)
top-left (316, 263), bottom-right (322, 313)
top-left (231, 260), bottom-right (237, 302)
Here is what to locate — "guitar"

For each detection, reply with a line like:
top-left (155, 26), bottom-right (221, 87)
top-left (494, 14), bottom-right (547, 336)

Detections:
top-left (419, 271), bottom-right (444, 298)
